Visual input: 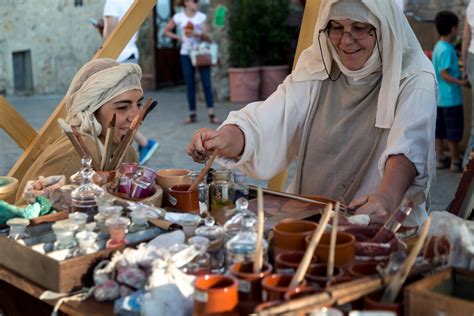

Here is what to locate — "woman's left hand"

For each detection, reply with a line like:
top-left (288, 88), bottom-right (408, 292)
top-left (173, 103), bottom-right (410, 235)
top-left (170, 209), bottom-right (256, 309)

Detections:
top-left (347, 192), bottom-right (395, 224)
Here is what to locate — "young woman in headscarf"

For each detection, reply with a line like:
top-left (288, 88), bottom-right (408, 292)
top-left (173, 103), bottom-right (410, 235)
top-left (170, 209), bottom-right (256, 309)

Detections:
top-left (16, 58), bottom-right (143, 203)
top-left (187, 0), bottom-right (436, 227)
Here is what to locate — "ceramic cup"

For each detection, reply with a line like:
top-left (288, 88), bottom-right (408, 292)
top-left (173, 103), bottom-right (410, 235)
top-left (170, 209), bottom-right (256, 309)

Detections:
top-left (156, 169), bottom-right (191, 206)
top-left (273, 220), bottom-right (318, 256)
top-left (363, 290), bottom-right (402, 316)
top-left (305, 264), bottom-right (344, 289)
top-left (275, 251), bottom-right (318, 275)
top-left (168, 184), bottom-right (199, 213)
top-left (309, 231), bottom-right (356, 267)
top-left (193, 274), bottom-right (239, 315)
top-left (261, 273), bottom-right (307, 302)
top-left (349, 262), bottom-right (383, 278)
top-left (229, 261), bottom-right (273, 315)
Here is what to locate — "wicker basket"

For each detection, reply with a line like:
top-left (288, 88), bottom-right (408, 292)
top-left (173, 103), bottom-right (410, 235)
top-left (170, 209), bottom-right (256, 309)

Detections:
top-left (102, 182), bottom-right (163, 208)
top-left (0, 176), bottom-right (19, 203)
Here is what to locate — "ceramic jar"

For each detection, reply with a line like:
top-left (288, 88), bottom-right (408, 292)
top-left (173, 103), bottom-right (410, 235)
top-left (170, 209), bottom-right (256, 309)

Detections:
top-left (311, 231), bottom-right (356, 267)
top-left (261, 274), bottom-right (307, 302)
top-left (193, 274), bottom-right (239, 315)
top-left (156, 169), bottom-right (191, 207)
top-left (273, 220), bottom-right (317, 256)
top-left (168, 184), bottom-right (199, 213)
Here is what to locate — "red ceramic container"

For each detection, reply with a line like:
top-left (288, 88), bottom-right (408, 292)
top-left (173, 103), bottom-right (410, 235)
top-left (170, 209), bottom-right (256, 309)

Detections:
top-left (273, 220), bottom-right (317, 256)
top-left (363, 290), bottom-right (402, 316)
top-left (168, 184), bottom-right (199, 213)
top-left (261, 274), bottom-right (307, 302)
top-left (193, 274), bottom-right (239, 315)
top-left (309, 231), bottom-right (356, 267)
top-left (275, 251), bottom-right (318, 275)
top-left (305, 264), bottom-right (344, 289)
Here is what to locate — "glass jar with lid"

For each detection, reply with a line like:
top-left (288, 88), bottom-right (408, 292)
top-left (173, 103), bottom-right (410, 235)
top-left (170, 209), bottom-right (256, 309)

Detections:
top-left (195, 225), bottom-right (225, 274)
top-left (71, 157), bottom-right (104, 216)
top-left (187, 236), bottom-right (211, 276)
top-left (232, 171), bottom-right (249, 202)
top-left (209, 169), bottom-right (235, 225)
top-left (188, 170), bottom-right (209, 214)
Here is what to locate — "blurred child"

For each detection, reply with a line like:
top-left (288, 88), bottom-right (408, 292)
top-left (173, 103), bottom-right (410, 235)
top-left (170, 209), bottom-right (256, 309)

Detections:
top-left (433, 11), bottom-right (468, 172)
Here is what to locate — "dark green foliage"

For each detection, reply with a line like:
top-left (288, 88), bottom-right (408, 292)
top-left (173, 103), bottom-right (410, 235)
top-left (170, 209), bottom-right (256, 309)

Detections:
top-left (228, 0), bottom-right (291, 67)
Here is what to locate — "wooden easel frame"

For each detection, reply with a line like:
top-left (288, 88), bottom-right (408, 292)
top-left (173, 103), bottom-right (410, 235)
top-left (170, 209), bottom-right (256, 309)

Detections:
top-left (7, 0), bottom-right (156, 183)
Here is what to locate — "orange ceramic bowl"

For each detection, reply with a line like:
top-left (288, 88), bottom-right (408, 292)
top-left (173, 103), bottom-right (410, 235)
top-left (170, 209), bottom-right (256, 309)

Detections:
top-left (273, 220), bottom-right (317, 255)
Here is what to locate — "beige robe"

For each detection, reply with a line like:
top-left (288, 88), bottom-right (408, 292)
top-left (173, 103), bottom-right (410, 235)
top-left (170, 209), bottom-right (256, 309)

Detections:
top-left (15, 134), bottom-right (137, 204)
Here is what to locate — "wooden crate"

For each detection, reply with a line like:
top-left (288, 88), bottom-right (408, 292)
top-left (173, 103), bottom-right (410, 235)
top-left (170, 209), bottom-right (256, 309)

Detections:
top-left (405, 267), bottom-right (474, 316)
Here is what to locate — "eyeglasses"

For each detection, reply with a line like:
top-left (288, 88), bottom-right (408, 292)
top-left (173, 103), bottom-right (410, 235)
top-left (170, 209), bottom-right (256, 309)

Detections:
top-left (322, 25), bottom-right (375, 40)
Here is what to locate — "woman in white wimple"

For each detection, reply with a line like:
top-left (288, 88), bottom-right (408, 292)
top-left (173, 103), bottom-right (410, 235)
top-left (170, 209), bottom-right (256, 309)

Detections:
top-left (187, 0), bottom-right (436, 227)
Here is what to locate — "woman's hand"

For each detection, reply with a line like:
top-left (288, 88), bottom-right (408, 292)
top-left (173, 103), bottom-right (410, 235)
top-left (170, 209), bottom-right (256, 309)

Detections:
top-left (187, 125), bottom-right (245, 163)
top-left (347, 192), bottom-right (396, 224)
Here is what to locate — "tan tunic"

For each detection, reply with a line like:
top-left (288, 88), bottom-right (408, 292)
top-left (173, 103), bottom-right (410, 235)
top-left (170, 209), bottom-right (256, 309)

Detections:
top-left (15, 134), bottom-right (137, 204)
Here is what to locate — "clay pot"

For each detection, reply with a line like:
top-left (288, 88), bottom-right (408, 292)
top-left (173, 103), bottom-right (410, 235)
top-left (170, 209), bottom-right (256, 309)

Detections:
top-left (156, 169), bottom-right (191, 207)
top-left (349, 262), bottom-right (383, 278)
top-left (193, 274), bottom-right (239, 315)
top-left (168, 184), bottom-right (199, 213)
top-left (275, 251), bottom-right (318, 275)
top-left (339, 226), bottom-right (397, 261)
top-left (363, 290), bottom-right (402, 316)
top-left (260, 65), bottom-right (289, 99)
top-left (228, 67), bottom-right (261, 102)
top-left (0, 176), bottom-right (18, 204)
top-left (261, 274), bottom-right (307, 302)
top-left (229, 261), bottom-right (273, 315)
top-left (305, 264), bottom-right (344, 289)
top-left (284, 287), bottom-right (322, 301)
top-left (273, 220), bottom-right (318, 256)
top-left (309, 231), bottom-right (356, 267)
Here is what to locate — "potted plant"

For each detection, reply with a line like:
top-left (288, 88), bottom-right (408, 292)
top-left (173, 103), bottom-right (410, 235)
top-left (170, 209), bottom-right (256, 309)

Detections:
top-left (259, 0), bottom-right (292, 99)
top-left (228, 0), bottom-right (266, 102)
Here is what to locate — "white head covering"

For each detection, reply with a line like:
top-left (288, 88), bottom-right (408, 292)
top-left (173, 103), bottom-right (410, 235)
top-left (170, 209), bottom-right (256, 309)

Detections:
top-left (293, 0), bottom-right (435, 129)
top-left (65, 58), bottom-right (142, 136)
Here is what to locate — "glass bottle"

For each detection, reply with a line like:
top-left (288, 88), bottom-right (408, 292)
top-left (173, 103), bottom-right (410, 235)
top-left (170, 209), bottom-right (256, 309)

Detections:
top-left (232, 171), bottom-right (249, 202)
top-left (105, 216), bottom-right (130, 249)
top-left (187, 236), bottom-right (211, 276)
top-left (70, 156), bottom-right (102, 186)
top-left (6, 218), bottom-right (29, 240)
top-left (195, 225), bottom-right (225, 274)
top-left (130, 166), bottom-right (157, 199)
top-left (188, 170), bottom-right (209, 214)
top-left (209, 169), bottom-right (235, 225)
top-left (68, 212), bottom-right (88, 231)
top-left (52, 220), bottom-right (79, 250)
top-left (129, 208), bottom-right (149, 233)
top-left (117, 162), bottom-right (138, 198)
top-left (223, 197), bottom-right (254, 241)
top-left (71, 157), bottom-right (104, 216)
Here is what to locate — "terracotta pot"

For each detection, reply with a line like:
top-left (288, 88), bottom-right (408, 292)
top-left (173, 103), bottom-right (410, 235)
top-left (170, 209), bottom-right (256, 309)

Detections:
top-left (309, 231), bottom-right (356, 267)
top-left (193, 274), bottom-right (239, 315)
top-left (363, 290), bottom-right (402, 316)
top-left (156, 169), bottom-right (191, 207)
top-left (0, 176), bottom-right (18, 204)
top-left (229, 261), bottom-right (273, 315)
top-left (275, 251), bottom-right (318, 275)
top-left (261, 274), bottom-right (307, 302)
top-left (254, 300), bottom-right (282, 313)
top-left (273, 220), bottom-right (318, 256)
top-left (168, 184), bottom-right (199, 213)
top-left (284, 286), bottom-right (322, 301)
top-left (305, 264), bottom-right (344, 289)
top-left (228, 67), bottom-right (261, 102)
top-left (349, 262), bottom-right (383, 278)
top-left (260, 65), bottom-right (289, 99)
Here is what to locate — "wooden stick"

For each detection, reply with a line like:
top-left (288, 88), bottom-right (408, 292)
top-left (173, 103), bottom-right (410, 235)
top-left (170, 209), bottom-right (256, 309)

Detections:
top-left (89, 112), bottom-right (102, 164)
top-left (380, 214), bottom-right (432, 304)
top-left (70, 126), bottom-right (99, 170)
top-left (257, 292), bottom-right (333, 316)
top-left (57, 119), bottom-right (86, 159)
top-left (327, 202), bottom-right (340, 277)
top-left (253, 187), bottom-right (265, 273)
top-left (290, 203), bottom-right (332, 288)
top-left (101, 114), bottom-right (116, 171)
top-left (109, 115), bottom-right (140, 169)
top-left (188, 151), bottom-right (218, 192)
top-left (138, 97), bottom-right (154, 122)
top-left (250, 185), bottom-right (348, 212)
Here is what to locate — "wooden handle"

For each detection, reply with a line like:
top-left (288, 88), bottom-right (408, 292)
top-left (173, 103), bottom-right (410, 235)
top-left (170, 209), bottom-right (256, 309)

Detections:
top-left (253, 187), bottom-right (265, 273)
top-left (327, 202), bottom-right (340, 277)
top-left (380, 214), bottom-right (432, 304)
top-left (290, 203), bottom-right (332, 288)
top-left (188, 151), bottom-right (218, 192)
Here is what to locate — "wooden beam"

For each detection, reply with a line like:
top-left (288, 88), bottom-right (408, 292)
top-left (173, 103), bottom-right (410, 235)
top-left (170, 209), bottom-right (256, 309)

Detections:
top-left (8, 0), bottom-right (156, 181)
top-left (0, 96), bottom-right (37, 151)
top-left (268, 0), bottom-right (321, 191)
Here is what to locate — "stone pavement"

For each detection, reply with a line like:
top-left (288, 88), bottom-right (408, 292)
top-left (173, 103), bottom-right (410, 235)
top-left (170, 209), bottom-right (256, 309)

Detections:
top-left (0, 86), bottom-right (462, 212)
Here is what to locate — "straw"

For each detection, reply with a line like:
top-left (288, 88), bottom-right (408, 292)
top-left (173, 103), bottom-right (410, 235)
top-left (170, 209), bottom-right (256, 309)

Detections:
top-left (327, 202), bottom-right (340, 277)
top-left (188, 151), bottom-right (218, 192)
top-left (101, 114), bottom-right (116, 171)
top-left (253, 186), bottom-right (265, 273)
top-left (289, 203), bottom-right (332, 288)
top-left (380, 213), bottom-right (432, 304)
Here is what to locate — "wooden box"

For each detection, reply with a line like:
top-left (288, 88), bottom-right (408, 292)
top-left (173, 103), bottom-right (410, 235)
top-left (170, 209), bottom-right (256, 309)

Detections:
top-left (0, 224), bottom-right (162, 293)
top-left (405, 267), bottom-right (474, 316)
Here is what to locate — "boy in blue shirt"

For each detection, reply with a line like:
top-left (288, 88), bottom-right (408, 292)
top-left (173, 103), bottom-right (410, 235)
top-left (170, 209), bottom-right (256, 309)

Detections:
top-left (433, 11), bottom-right (467, 172)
